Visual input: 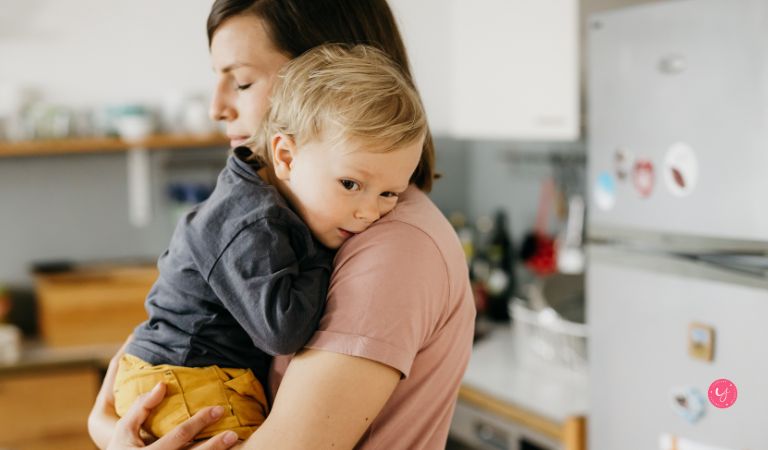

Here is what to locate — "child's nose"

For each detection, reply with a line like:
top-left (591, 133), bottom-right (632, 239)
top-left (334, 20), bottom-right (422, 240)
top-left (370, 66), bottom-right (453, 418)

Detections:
top-left (354, 200), bottom-right (381, 223)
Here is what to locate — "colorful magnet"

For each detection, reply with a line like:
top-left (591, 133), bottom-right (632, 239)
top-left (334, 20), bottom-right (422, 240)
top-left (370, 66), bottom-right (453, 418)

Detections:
top-left (688, 322), bottom-right (715, 362)
top-left (708, 378), bottom-right (737, 409)
top-left (614, 147), bottom-right (634, 182)
top-left (633, 159), bottom-right (655, 198)
top-left (664, 142), bottom-right (698, 197)
top-left (669, 386), bottom-right (707, 424)
top-left (594, 171), bottom-right (616, 210)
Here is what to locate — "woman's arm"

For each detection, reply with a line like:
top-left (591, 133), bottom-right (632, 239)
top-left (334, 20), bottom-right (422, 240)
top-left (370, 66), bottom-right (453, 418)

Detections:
top-left (89, 338), bottom-right (130, 449)
top-left (240, 348), bottom-right (401, 450)
top-left (89, 346), bottom-right (397, 450)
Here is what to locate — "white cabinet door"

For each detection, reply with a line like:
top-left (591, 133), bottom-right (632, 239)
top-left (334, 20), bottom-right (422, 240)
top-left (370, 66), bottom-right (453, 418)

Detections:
top-left (452, 0), bottom-right (579, 140)
top-left (389, 0), bottom-right (454, 136)
top-left (390, 0), bottom-right (579, 141)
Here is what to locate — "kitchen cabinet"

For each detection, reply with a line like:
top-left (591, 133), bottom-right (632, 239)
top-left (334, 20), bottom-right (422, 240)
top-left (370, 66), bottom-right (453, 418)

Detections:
top-left (0, 367), bottom-right (100, 450)
top-left (390, 0), bottom-right (579, 141)
top-left (388, 0), bottom-right (453, 136)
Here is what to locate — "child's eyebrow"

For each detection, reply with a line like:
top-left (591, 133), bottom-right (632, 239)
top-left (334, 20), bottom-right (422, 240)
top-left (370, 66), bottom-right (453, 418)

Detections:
top-left (352, 167), bottom-right (373, 178)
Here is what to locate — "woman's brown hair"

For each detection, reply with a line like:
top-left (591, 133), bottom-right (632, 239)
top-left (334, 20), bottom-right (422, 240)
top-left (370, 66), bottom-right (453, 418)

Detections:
top-left (207, 0), bottom-right (437, 192)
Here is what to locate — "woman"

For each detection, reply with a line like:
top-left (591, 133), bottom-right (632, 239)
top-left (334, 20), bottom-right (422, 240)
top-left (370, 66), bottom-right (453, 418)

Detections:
top-left (89, 1), bottom-right (475, 449)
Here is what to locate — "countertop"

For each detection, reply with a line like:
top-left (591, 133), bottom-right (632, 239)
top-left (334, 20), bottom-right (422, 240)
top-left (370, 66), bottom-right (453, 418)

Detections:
top-left (0, 340), bottom-right (118, 376)
top-left (461, 325), bottom-right (589, 424)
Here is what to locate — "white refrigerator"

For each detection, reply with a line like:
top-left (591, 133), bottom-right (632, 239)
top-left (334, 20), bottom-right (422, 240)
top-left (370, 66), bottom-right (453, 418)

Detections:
top-left (587, 1), bottom-right (768, 449)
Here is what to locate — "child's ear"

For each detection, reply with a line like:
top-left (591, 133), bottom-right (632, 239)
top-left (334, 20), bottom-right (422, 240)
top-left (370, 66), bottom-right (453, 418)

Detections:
top-left (270, 133), bottom-right (296, 181)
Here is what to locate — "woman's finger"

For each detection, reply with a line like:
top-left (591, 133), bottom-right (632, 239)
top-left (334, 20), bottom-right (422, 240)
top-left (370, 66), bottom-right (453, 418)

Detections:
top-left (183, 430), bottom-right (240, 450)
top-left (149, 406), bottom-right (235, 450)
top-left (116, 382), bottom-right (167, 439)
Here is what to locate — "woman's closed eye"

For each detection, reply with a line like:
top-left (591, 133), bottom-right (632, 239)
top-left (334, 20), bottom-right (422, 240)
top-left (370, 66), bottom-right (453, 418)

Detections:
top-left (235, 82), bottom-right (253, 91)
top-left (340, 179), bottom-right (361, 191)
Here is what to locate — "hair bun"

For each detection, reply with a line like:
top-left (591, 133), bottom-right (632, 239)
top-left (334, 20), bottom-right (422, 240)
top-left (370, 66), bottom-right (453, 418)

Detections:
top-left (233, 146), bottom-right (254, 159)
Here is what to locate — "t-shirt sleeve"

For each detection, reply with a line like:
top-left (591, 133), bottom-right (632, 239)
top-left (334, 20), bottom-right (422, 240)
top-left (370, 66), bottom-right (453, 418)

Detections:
top-left (305, 220), bottom-right (449, 378)
top-left (208, 217), bottom-right (332, 356)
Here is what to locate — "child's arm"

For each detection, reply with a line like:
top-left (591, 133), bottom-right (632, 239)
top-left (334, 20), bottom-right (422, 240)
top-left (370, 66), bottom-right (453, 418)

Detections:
top-left (208, 218), bottom-right (333, 355)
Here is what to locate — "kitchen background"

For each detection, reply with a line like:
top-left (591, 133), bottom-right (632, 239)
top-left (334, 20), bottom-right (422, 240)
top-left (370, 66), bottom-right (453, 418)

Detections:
top-left (0, 0), bottom-right (647, 285)
top-left (6, 1), bottom-right (761, 450)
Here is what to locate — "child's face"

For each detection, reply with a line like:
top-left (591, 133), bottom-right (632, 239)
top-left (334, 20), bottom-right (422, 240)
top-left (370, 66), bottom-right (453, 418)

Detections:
top-left (272, 132), bottom-right (423, 249)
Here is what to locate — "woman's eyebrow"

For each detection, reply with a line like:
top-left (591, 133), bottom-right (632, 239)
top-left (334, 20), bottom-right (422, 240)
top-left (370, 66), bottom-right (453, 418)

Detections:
top-left (220, 62), bottom-right (257, 73)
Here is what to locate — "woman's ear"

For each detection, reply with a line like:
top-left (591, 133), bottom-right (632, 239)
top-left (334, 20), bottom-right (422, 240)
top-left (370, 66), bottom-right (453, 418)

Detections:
top-left (270, 133), bottom-right (296, 181)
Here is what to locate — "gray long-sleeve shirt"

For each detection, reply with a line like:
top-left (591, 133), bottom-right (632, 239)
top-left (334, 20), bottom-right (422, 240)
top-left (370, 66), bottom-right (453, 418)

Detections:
top-left (126, 150), bottom-right (332, 384)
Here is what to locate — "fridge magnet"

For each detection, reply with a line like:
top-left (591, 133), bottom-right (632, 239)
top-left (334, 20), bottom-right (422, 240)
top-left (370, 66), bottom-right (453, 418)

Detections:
top-left (664, 142), bottom-right (698, 197)
top-left (669, 386), bottom-right (707, 424)
top-left (708, 378), bottom-right (737, 409)
top-left (614, 147), bottom-right (634, 181)
top-left (633, 159), bottom-right (655, 198)
top-left (688, 322), bottom-right (715, 362)
top-left (594, 171), bottom-right (616, 210)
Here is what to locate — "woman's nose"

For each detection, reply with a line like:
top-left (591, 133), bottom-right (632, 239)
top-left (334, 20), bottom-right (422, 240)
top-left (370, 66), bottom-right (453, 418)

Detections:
top-left (209, 84), bottom-right (237, 122)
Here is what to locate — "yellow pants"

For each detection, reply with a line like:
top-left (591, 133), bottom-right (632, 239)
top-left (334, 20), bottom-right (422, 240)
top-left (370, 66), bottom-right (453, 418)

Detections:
top-left (114, 354), bottom-right (268, 440)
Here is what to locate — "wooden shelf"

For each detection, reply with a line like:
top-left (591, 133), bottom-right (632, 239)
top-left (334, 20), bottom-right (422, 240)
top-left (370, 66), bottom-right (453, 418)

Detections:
top-left (0, 133), bottom-right (229, 158)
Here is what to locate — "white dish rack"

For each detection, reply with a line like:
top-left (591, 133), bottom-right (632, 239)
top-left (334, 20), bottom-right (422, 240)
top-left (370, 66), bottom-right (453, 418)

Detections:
top-left (508, 298), bottom-right (588, 373)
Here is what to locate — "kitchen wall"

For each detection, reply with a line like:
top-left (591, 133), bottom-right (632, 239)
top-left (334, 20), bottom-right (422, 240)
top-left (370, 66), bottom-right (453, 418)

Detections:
top-left (0, 0), bottom-right (216, 285)
top-left (0, 0), bottom-right (661, 286)
top-left (0, 0), bottom-right (213, 107)
top-left (0, 149), bottom-right (228, 284)
top-left (0, 141), bottom-right (466, 285)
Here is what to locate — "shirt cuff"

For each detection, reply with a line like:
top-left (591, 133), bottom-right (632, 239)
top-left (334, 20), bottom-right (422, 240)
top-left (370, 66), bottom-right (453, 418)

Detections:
top-left (305, 330), bottom-right (414, 378)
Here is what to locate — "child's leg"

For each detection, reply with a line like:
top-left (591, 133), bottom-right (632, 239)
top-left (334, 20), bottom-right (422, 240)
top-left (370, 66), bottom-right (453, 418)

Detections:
top-left (114, 354), bottom-right (267, 441)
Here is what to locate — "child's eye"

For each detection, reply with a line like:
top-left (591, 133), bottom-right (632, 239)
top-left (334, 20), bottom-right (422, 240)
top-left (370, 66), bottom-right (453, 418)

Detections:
top-left (236, 83), bottom-right (253, 91)
top-left (380, 191), bottom-right (399, 199)
top-left (340, 179), bottom-right (360, 191)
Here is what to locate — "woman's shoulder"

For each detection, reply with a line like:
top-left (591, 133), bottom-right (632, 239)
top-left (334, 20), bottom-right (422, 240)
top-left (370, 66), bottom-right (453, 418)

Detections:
top-left (335, 186), bottom-right (467, 278)
top-left (368, 186), bottom-right (462, 253)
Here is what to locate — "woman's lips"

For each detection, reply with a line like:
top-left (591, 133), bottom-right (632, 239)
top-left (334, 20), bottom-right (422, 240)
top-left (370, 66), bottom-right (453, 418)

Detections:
top-left (229, 136), bottom-right (250, 148)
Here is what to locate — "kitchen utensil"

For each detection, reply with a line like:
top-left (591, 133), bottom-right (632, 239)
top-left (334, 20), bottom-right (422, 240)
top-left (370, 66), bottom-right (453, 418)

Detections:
top-left (0, 324), bottom-right (21, 364)
top-left (556, 194), bottom-right (585, 274)
top-left (521, 178), bottom-right (557, 275)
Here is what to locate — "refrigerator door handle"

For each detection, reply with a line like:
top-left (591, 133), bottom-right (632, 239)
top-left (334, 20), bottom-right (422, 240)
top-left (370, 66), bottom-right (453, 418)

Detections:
top-left (686, 253), bottom-right (768, 278)
top-left (589, 244), bottom-right (768, 290)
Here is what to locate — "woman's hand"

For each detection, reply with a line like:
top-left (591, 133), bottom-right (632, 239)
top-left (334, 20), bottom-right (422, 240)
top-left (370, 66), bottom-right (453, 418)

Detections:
top-left (88, 338), bottom-right (131, 449)
top-left (106, 382), bottom-right (238, 450)
top-left (88, 337), bottom-right (237, 450)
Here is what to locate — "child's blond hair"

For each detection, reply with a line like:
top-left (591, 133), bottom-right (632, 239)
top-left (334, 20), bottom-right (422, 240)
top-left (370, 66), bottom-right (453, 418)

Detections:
top-left (249, 43), bottom-right (427, 162)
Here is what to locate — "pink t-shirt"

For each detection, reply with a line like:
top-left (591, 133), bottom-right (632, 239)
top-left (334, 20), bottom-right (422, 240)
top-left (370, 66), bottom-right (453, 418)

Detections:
top-left (270, 185), bottom-right (476, 449)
